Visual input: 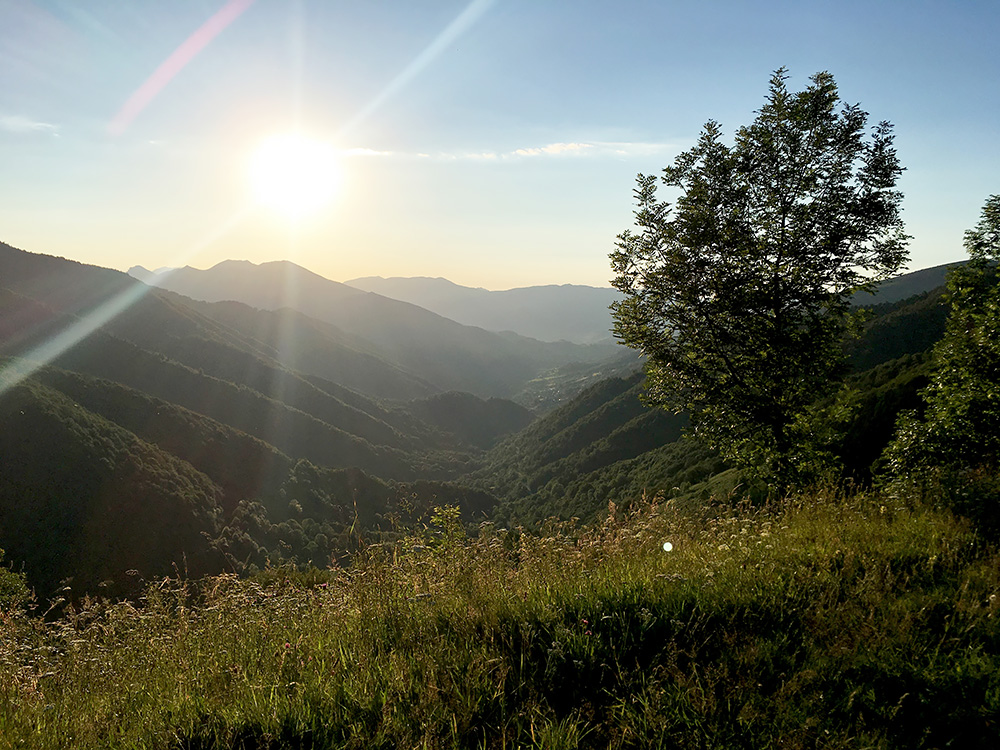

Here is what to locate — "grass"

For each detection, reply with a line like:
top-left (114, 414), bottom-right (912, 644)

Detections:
top-left (1, 489), bottom-right (999, 749)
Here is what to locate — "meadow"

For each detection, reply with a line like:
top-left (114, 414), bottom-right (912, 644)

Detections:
top-left (2, 488), bottom-right (998, 749)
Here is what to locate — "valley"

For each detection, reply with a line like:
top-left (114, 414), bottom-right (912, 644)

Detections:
top-left (0, 241), bottom-right (953, 602)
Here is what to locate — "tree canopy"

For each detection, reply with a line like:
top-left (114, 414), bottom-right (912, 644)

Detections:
top-left (611, 69), bottom-right (908, 487)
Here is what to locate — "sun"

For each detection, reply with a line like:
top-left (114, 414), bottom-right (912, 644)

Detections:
top-left (248, 132), bottom-right (341, 219)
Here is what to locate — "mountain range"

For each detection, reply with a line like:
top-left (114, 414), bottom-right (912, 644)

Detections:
top-left (343, 275), bottom-right (619, 343)
top-left (129, 260), bottom-right (621, 398)
top-left (1, 243), bottom-right (528, 597)
top-left (1, 241), bottom-right (961, 601)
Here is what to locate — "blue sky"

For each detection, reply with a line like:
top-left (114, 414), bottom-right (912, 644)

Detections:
top-left (0, 0), bottom-right (997, 288)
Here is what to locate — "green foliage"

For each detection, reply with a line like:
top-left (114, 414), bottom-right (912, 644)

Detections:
top-left (0, 364), bottom-right (500, 599)
top-left (0, 378), bottom-right (227, 599)
top-left (1, 490), bottom-right (998, 748)
top-left (611, 69), bottom-right (908, 489)
top-left (0, 549), bottom-right (30, 611)
top-left (471, 373), bottom-right (719, 525)
top-left (883, 196), bottom-right (1000, 526)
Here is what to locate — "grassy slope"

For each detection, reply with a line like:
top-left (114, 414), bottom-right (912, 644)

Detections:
top-left (2, 490), bottom-right (998, 749)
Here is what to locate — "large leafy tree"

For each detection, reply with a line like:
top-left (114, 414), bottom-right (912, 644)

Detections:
top-left (611, 70), bottom-right (908, 488)
top-left (883, 195), bottom-right (1000, 521)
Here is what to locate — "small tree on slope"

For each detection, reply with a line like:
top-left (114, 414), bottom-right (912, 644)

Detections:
top-left (611, 69), bottom-right (908, 490)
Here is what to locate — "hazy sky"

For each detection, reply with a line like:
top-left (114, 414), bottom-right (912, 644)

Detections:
top-left (1, 0), bottom-right (997, 289)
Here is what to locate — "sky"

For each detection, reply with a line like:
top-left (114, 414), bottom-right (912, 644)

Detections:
top-left (0, 0), bottom-right (997, 290)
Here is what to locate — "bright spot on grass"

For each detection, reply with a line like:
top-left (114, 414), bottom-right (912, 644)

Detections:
top-left (662, 541), bottom-right (673, 552)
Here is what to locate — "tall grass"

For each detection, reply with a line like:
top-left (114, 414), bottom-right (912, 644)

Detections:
top-left (2, 489), bottom-right (998, 749)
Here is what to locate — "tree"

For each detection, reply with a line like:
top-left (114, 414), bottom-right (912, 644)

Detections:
top-left (611, 69), bottom-right (908, 488)
top-left (883, 195), bottom-right (1000, 523)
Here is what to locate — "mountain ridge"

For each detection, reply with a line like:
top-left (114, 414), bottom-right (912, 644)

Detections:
top-left (0, 240), bottom-right (971, 599)
top-left (1, 243), bottom-right (523, 597)
top-left (128, 259), bottom-right (620, 398)
top-left (345, 274), bottom-right (620, 344)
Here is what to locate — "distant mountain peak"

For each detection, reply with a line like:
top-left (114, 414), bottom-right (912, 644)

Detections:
top-left (344, 275), bottom-right (619, 343)
top-left (347, 275), bottom-right (481, 291)
top-left (210, 259), bottom-right (257, 269)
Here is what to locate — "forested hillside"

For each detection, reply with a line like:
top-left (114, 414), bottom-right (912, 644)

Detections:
top-left (0, 244), bottom-right (508, 598)
top-left (0, 238), bottom-right (966, 600)
top-left (473, 285), bottom-right (953, 526)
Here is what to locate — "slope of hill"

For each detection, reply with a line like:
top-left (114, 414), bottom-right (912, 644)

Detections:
top-left (476, 282), bottom-right (958, 526)
top-left (403, 391), bottom-right (535, 449)
top-left (130, 260), bottom-right (620, 398)
top-left (0, 365), bottom-right (501, 599)
top-left (0, 243), bottom-right (521, 597)
top-left (847, 287), bottom-right (950, 371)
top-left (852, 261), bottom-right (963, 306)
top-left (0, 377), bottom-right (227, 598)
top-left (468, 373), bottom-right (715, 525)
top-left (0, 287), bottom-right (433, 479)
top-left (1, 245), bottom-right (436, 402)
top-left (0, 244), bottom-right (530, 454)
top-left (344, 275), bottom-right (619, 343)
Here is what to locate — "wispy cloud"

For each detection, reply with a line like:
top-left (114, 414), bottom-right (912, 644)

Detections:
top-left (594, 141), bottom-right (680, 157)
top-left (514, 141), bottom-right (678, 159)
top-left (501, 140), bottom-right (677, 160)
top-left (339, 140), bottom-right (675, 162)
top-left (0, 115), bottom-right (58, 135)
top-left (513, 142), bottom-right (594, 157)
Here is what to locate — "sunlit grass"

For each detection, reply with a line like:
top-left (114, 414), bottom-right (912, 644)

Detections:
top-left (2, 489), bottom-right (998, 749)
